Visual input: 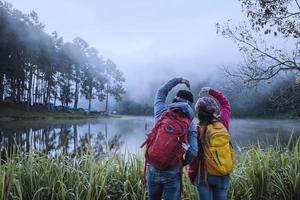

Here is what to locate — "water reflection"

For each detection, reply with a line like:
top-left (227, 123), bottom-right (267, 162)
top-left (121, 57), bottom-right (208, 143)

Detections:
top-left (0, 122), bottom-right (125, 157)
top-left (0, 117), bottom-right (299, 157)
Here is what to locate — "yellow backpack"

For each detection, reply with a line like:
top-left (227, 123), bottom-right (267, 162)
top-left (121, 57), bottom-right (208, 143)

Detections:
top-left (198, 121), bottom-right (235, 176)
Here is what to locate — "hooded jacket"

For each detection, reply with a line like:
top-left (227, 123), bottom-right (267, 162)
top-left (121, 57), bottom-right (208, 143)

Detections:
top-left (154, 77), bottom-right (198, 164)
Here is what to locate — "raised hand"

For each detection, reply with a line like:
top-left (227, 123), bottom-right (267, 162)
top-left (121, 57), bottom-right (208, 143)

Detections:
top-left (198, 87), bottom-right (211, 97)
top-left (181, 79), bottom-right (191, 90)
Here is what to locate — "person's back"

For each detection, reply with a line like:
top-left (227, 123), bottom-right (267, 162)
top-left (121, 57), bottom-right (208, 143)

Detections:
top-left (142, 77), bottom-right (198, 200)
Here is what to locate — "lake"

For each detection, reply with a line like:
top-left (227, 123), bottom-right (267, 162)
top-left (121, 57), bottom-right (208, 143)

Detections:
top-left (1, 116), bottom-right (300, 156)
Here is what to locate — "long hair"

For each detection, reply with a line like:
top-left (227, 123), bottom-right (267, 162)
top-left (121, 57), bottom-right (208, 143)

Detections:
top-left (196, 111), bottom-right (217, 177)
top-left (197, 110), bottom-right (215, 126)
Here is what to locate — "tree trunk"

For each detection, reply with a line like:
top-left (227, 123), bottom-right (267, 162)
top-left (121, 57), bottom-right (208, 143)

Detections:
top-left (54, 93), bottom-right (57, 106)
top-left (35, 83), bottom-right (38, 103)
top-left (34, 72), bottom-right (38, 104)
top-left (46, 79), bottom-right (51, 110)
top-left (27, 69), bottom-right (33, 110)
top-left (44, 77), bottom-right (48, 105)
top-left (21, 80), bottom-right (26, 102)
top-left (11, 78), bottom-right (16, 103)
top-left (16, 79), bottom-right (21, 103)
top-left (105, 85), bottom-right (109, 112)
top-left (0, 74), bottom-right (4, 102)
top-left (88, 98), bottom-right (91, 112)
top-left (73, 81), bottom-right (79, 109)
top-left (88, 86), bottom-right (92, 112)
top-left (32, 72), bottom-right (36, 105)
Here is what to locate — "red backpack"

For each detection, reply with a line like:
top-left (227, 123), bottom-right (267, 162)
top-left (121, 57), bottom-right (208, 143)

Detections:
top-left (141, 109), bottom-right (191, 170)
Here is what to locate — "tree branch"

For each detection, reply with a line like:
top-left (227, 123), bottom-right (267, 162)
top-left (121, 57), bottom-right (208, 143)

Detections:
top-left (295, 0), bottom-right (300, 10)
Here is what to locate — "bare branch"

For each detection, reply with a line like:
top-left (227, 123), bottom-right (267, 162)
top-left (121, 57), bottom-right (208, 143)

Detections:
top-left (230, 32), bottom-right (296, 70)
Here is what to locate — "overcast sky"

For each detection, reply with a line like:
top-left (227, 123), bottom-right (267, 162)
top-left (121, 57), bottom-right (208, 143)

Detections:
top-left (7, 0), bottom-right (246, 101)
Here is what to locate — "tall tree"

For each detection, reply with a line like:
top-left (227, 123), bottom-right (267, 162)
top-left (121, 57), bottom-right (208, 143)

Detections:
top-left (103, 59), bottom-right (125, 112)
top-left (81, 47), bottom-right (99, 112)
top-left (64, 37), bottom-right (89, 110)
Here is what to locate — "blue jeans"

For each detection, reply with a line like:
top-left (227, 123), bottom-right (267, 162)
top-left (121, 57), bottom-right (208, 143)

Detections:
top-left (195, 174), bottom-right (230, 200)
top-left (147, 165), bottom-right (181, 200)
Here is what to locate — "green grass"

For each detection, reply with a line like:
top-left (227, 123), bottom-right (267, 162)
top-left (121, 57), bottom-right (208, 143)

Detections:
top-left (0, 138), bottom-right (299, 200)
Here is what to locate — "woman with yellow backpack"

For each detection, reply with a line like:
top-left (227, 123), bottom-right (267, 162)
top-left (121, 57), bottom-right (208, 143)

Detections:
top-left (188, 87), bottom-right (235, 200)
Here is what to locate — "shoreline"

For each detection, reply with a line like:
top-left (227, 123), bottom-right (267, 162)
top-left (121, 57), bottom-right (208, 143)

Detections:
top-left (1, 102), bottom-right (299, 122)
top-left (0, 103), bottom-right (106, 122)
top-left (1, 114), bottom-right (300, 122)
top-left (0, 115), bottom-right (101, 122)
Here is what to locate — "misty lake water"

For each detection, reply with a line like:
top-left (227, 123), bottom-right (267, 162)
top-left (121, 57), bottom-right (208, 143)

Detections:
top-left (1, 116), bottom-right (300, 156)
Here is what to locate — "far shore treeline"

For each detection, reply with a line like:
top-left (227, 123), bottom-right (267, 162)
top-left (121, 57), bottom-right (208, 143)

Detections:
top-left (116, 77), bottom-right (300, 118)
top-left (0, 1), bottom-right (125, 112)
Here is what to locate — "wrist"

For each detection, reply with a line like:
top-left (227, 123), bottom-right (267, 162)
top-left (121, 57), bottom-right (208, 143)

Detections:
top-left (172, 77), bottom-right (183, 83)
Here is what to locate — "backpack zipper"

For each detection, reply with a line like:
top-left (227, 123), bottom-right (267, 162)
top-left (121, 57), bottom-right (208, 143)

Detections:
top-left (215, 150), bottom-right (222, 166)
top-left (164, 133), bottom-right (186, 147)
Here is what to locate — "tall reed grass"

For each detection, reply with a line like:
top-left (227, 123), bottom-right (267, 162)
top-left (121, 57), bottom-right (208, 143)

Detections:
top-left (228, 137), bottom-right (300, 200)
top-left (0, 137), bottom-right (299, 200)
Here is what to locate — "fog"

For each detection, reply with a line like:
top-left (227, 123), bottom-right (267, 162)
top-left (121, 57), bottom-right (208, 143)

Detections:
top-left (7, 0), bottom-right (246, 104)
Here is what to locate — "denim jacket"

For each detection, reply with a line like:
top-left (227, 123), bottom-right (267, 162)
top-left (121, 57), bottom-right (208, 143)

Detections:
top-left (154, 77), bottom-right (198, 165)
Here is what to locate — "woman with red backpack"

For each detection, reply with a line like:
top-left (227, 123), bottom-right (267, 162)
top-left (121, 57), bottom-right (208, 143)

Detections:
top-left (188, 87), bottom-right (235, 200)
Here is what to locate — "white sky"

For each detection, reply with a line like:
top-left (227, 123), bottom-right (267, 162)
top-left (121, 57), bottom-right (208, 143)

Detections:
top-left (7, 0), bottom-right (246, 101)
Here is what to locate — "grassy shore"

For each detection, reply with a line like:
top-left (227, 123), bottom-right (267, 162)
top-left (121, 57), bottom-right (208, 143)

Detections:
top-left (0, 103), bottom-right (101, 121)
top-left (0, 138), bottom-right (299, 200)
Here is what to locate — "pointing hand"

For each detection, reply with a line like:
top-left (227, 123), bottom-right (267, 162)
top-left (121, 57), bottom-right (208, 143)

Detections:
top-left (181, 79), bottom-right (191, 90)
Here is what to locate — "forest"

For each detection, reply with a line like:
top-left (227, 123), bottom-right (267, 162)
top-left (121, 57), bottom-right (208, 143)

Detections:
top-left (0, 1), bottom-right (125, 113)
